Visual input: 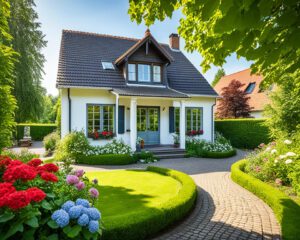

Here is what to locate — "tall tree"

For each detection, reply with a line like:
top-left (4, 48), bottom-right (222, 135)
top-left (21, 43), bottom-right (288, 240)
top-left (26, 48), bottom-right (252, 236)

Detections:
top-left (9, 0), bottom-right (46, 122)
top-left (0, 0), bottom-right (17, 151)
top-left (128, 0), bottom-right (300, 87)
top-left (39, 94), bottom-right (59, 123)
top-left (211, 68), bottom-right (225, 87)
top-left (216, 80), bottom-right (252, 118)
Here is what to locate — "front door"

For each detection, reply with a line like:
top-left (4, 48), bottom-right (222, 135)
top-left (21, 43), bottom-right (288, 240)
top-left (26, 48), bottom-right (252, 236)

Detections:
top-left (137, 107), bottom-right (160, 145)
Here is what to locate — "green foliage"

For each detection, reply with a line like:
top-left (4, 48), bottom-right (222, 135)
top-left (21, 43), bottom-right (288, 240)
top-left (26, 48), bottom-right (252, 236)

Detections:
top-left (231, 160), bottom-right (300, 240)
top-left (16, 123), bottom-right (57, 141)
top-left (133, 150), bottom-right (157, 163)
top-left (9, 0), bottom-right (47, 122)
top-left (86, 167), bottom-right (197, 240)
top-left (40, 95), bottom-right (59, 123)
top-left (264, 72), bottom-right (300, 138)
top-left (211, 68), bottom-right (225, 87)
top-left (43, 131), bottom-right (60, 155)
top-left (77, 154), bottom-right (135, 165)
top-left (55, 131), bottom-right (90, 163)
top-left (128, 0), bottom-right (300, 88)
top-left (1, 148), bottom-right (39, 162)
top-left (0, 0), bottom-right (17, 152)
top-left (55, 97), bottom-right (61, 135)
top-left (215, 119), bottom-right (270, 149)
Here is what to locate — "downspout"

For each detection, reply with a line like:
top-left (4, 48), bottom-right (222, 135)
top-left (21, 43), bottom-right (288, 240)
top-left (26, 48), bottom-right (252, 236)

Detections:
top-left (111, 91), bottom-right (119, 136)
top-left (68, 88), bottom-right (71, 133)
top-left (211, 98), bottom-right (216, 142)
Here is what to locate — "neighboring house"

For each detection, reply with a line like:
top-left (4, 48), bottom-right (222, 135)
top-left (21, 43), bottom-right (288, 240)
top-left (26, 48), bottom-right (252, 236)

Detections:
top-left (214, 69), bottom-right (272, 118)
top-left (56, 29), bottom-right (218, 150)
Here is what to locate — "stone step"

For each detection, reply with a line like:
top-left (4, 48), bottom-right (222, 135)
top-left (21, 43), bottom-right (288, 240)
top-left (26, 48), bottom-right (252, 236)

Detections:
top-left (154, 153), bottom-right (186, 159)
top-left (148, 148), bottom-right (185, 154)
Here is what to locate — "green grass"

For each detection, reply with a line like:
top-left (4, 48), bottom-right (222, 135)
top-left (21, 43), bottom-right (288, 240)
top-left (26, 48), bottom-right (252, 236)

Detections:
top-left (86, 167), bottom-right (197, 240)
top-left (231, 160), bottom-right (300, 240)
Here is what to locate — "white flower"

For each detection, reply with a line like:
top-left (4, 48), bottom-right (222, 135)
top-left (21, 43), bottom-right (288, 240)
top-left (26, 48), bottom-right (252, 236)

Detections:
top-left (265, 147), bottom-right (271, 152)
top-left (285, 152), bottom-right (296, 157)
top-left (284, 139), bottom-right (292, 145)
top-left (271, 149), bottom-right (277, 154)
top-left (279, 155), bottom-right (287, 159)
top-left (285, 159), bottom-right (293, 164)
top-left (274, 159), bottom-right (278, 163)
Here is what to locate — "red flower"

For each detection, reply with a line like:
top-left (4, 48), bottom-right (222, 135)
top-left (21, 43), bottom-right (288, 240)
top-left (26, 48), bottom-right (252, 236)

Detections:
top-left (3, 164), bottom-right (37, 182)
top-left (36, 165), bottom-right (46, 173)
top-left (6, 191), bottom-right (30, 210)
top-left (0, 156), bottom-right (12, 168)
top-left (0, 182), bottom-right (16, 196)
top-left (40, 172), bottom-right (58, 182)
top-left (43, 163), bottom-right (59, 172)
top-left (26, 187), bottom-right (46, 202)
top-left (7, 160), bottom-right (23, 167)
top-left (27, 158), bottom-right (43, 167)
top-left (0, 195), bottom-right (9, 208)
top-left (93, 131), bottom-right (99, 139)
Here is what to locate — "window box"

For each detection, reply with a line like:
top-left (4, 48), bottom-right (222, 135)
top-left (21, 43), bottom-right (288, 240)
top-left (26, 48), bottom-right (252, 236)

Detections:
top-left (92, 130), bottom-right (115, 140)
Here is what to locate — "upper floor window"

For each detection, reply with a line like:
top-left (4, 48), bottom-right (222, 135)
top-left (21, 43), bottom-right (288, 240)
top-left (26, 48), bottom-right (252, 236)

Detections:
top-left (138, 64), bottom-right (151, 82)
top-left (245, 82), bottom-right (256, 94)
top-left (153, 65), bottom-right (161, 82)
top-left (102, 61), bottom-right (115, 70)
top-left (128, 64), bottom-right (136, 81)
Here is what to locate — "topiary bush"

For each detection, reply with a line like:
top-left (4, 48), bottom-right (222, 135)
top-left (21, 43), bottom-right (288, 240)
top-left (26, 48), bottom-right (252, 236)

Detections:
top-left (43, 131), bottom-right (60, 155)
top-left (215, 119), bottom-right (271, 149)
top-left (16, 123), bottom-right (57, 141)
top-left (77, 154), bottom-right (135, 165)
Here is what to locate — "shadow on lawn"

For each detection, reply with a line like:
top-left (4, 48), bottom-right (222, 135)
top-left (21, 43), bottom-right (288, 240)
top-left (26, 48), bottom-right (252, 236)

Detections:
top-left (280, 198), bottom-right (300, 239)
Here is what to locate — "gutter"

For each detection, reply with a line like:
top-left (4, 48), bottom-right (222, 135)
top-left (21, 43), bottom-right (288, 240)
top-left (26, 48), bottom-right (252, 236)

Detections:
top-left (68, 88), bottom-right (71, 132)
top-left (211, 98), bottom-right (216, 142)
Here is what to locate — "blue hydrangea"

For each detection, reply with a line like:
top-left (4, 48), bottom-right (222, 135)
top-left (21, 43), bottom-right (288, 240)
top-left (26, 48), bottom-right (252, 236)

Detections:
top-left (77, 213), bottom-right (89, 226)
top-left (68, 205), bottom-right (83, 219)
top-left (61, 200), bottom-right (75, 212)
top-left (81, 207), bottom-right (89, 215)
top-left (88, 220), bottom-right (99, 233)
top-left (75, 198), bottom-right (90, 208)
top-left (86, 207), bottom-right (101, 221)
top-left (51, 209), bottom-right (69, 228)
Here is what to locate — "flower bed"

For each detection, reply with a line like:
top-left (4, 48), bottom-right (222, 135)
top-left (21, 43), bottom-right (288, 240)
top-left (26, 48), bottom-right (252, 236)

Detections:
top-left (232, 159), bottom-right (300, 240)
top-left (86, 166), bottom-right (197, 240)
top-left (0, 156), bottom-right (102, 239)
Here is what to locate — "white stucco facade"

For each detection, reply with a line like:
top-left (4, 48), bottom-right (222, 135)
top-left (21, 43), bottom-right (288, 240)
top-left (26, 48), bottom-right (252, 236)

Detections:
top-left (60, 88), bottom-right (216, 150)
top-left (250, 111), bottom-right (264, 118)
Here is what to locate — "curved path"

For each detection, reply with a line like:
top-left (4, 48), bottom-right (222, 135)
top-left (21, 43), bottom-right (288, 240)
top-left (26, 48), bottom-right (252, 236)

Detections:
top-left (75, 150), bottom-right (281, 240)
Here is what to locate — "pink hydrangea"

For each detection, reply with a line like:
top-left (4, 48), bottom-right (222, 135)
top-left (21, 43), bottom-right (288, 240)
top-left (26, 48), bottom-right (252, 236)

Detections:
top-left (89, 188), bottom-right (99, 198)
top-left (74, 169), bottom-right (85, 178)
top-left (75, 181), bottom-right (85, 190)
top-left (66, 175), bottom-right (79, 185)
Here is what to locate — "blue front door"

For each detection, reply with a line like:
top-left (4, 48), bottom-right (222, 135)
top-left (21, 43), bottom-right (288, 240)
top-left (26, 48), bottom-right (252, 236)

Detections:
top-left (137, 107), bottom-right (160, 145)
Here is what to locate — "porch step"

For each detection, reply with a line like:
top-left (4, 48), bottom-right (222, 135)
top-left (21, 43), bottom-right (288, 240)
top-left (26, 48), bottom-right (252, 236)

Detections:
top-left (144, 145), bottom-right (186, 159)
top-left (154, 153), bottom-right (186, 159)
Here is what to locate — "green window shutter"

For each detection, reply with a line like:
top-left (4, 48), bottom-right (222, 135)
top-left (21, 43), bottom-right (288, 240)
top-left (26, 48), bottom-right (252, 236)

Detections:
top-left (118, 106), bottom-right (125, 134)
top-left (169, 107), bottom-right (175, 133)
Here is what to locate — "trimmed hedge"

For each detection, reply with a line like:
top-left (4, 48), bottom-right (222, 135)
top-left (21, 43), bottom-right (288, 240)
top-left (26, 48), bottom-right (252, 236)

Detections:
top-left (77, 154), bottom-right (136, 165)
top-left (16, 123), bottom-right (57, 141)
top-left (231, 160), bottom-right (300, 240)
top-left (203, 149), bottom-right (236, 158)
top-left (215, 119), bottom-right (270, 149)
top-left (102, 166), bottom-right (197, 240)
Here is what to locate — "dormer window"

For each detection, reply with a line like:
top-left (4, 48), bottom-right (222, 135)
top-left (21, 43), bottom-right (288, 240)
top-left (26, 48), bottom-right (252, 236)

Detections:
top-left (128, 64), bottom-right (136, 81)
top-left (138, 64), bottom-right (151, 82)
top-left (102, 61), bottom-right (114, 70)
top-left (153, 65), bottom-right (161, 82)
top-left (245, 82), bottom-right (256, 94)
top-left (127, 63), bottom-right (162, 84)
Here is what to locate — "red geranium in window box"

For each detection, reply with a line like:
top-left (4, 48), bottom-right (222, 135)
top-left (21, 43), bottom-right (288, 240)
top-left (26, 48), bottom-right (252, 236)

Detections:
top-left (186, 129), bottom-right (204, 136)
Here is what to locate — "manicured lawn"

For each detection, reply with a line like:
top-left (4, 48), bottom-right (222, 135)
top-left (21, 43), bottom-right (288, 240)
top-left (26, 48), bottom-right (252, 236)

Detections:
top-left (86, 167), bottom-right (196, 240)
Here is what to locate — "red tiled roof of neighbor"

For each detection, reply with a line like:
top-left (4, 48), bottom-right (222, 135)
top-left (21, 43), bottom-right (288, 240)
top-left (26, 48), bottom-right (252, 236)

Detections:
top-left (214, 68), bottom-right (271, 111)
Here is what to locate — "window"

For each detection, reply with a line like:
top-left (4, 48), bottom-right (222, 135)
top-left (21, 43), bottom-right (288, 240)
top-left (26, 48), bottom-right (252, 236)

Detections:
top-left (128, 64), bottom-right (136, 81)
top-left (101, 61), bottom-right (114, 70)
top-left (186, 108), bottom-right (202, 132)
top-left (138, 64), bottom-right (151, 82)
top-left (87, 105), bottom-right (115, 137)
top-left (153, 65), bottom-right (161, 82)
top-left (245, 82), bottom-right (256, 94)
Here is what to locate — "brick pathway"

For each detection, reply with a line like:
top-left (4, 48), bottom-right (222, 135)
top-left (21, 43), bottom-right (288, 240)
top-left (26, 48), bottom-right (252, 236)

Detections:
top-left (74, 150), bottom-right (281, 240)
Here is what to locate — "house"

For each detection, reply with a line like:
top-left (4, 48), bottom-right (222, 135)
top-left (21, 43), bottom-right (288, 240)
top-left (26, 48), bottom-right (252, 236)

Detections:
top-left (214, 69), bottom-right (272, 118)
top-left (56, 29), bottom-right (218, 151)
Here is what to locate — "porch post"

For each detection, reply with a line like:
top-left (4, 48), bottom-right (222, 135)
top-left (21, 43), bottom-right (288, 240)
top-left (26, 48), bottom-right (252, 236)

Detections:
top-left (130, 98), bottom-right (137, 151)
top-left (179, 100), bottom-right (186, 149)
top-left (115, 93), bottom-right (119, 138)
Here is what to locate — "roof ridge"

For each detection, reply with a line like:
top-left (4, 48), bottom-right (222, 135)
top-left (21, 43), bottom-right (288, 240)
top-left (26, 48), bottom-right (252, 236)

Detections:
top-left (62, 29), bottom-right (140, 42)
top-left (223, 68), bottom-right (251, 78)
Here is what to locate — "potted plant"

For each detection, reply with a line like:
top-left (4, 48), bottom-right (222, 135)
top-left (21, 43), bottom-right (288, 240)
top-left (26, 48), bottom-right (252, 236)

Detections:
top-left (172, 134), bottom-right (180, 148)
top-left (136, 137), bottom-right (144, 151)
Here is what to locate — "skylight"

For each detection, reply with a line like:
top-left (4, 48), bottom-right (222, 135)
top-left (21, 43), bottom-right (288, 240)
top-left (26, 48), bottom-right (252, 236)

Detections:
top-left (102, 61), bottom-right (115, 70)
top-left (245, 82), bottom-right (256, 94)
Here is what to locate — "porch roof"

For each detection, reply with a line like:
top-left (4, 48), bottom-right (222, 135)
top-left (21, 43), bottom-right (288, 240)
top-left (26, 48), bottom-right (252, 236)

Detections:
top-left (111, 86), bottom-right (189, 98)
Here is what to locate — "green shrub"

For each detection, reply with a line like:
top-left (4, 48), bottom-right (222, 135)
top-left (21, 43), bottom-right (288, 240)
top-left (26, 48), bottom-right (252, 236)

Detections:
top-left (77, 154), bottom-right (135, 165)
top-left (16, 123), bottom-right (57, 141)
top-left (43, 131), bottom-right (60, 154)
top-left (215, 119), bottom-right (270, 149)
top-left (133, 150), bottom-right (157, 163)
top-left (101, 166), bottom-right (197, 240)
top-left (203, 149), bottom-right (236, 158)
top-left (2, 148), bottom-right (39, 163)
top-left (232, 160), bottom-right (300, 240)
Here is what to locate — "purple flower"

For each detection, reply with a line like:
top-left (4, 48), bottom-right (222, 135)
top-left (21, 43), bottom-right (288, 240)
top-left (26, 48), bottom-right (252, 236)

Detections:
top-left (66, 175), bottom-right (79, 185)
top-left (89, 187), bottom-right (99, 198)
top-left (74, 169), bottom-right (85, 178)
top-left (75, 181), bottom-right (85, 190)
top-left (92, 178), bottom-right (98, 185)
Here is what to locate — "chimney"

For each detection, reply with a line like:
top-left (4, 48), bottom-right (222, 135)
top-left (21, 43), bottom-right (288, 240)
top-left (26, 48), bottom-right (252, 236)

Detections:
top-left (169, 33), bottom-right (180, 50)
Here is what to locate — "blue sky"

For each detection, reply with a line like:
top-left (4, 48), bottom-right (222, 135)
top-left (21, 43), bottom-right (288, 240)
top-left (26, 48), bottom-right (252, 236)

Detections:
top-left (35, 0), bottom-right (251, 95)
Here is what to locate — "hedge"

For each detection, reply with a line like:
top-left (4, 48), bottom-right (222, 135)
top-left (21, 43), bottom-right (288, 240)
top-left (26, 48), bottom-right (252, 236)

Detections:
top-left (203, 149), bottom-right (236, 158)
top-left (102, 166), bottom-right (197, 240)
top-left (16, 123), bottom-right (57, 141)
top-left (215, 119), bottom-right (270, 149)
top-left (231, 160), bottom-right (300, 240)
top-left (77, 154), bottom-right (136, 165)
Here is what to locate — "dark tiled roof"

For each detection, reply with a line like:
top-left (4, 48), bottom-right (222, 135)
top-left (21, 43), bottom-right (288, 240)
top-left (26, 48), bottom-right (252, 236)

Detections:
top-left (57, 30), bottom-right (218, 97)
top-left (112, 86), bottom-right (189, 98)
